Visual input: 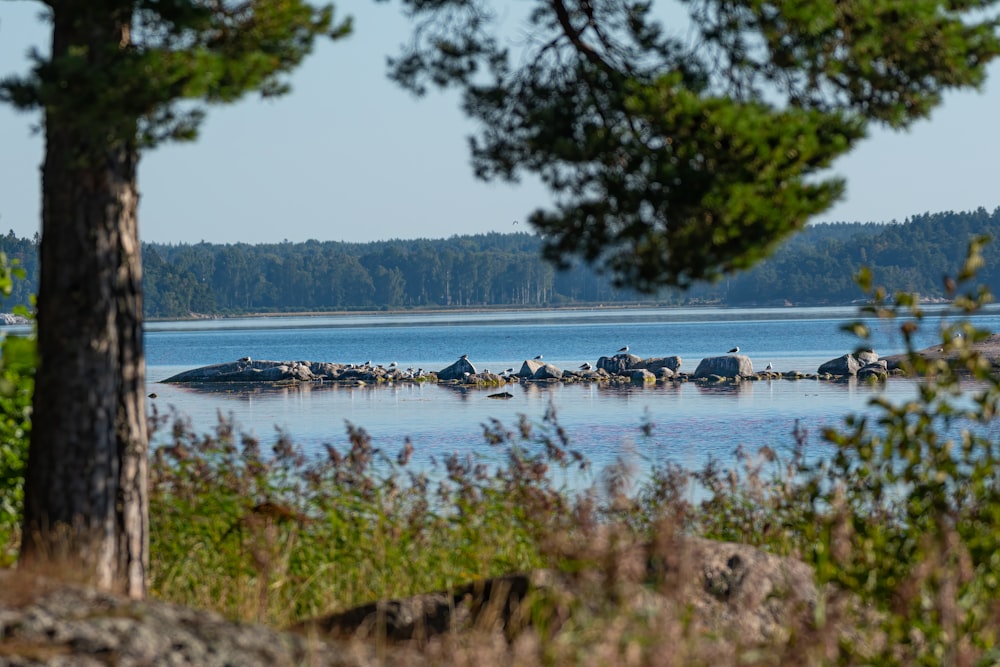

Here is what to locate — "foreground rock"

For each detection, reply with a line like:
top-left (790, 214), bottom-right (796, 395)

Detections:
top-left (1, 534), bottom-right (874, 664)
top-left (293, 534), bottom-right (822, 648)
top-left (0, 573), bottom-right (347, 666)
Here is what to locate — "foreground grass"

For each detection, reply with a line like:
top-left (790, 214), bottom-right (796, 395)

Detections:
top-left (148, 407), bottom-right (582, 626)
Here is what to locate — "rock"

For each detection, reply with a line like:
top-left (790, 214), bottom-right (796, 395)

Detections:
top-left (517, 359), bottom-right (545, 378)
top-left (437, 357), bottom-right (477, 381)
top-left (858, 360), bottom-right (888, 381)
top-left (629, 369), bottom-right (656, 384)
top-left (531, 363), bottom-right (564, 380)
top-left (293, 573), bottom-right (536, 642)
top-left (162, 360), bottom-right (318, 383)
top-left (306, 362), bottom-right (344, 380)
top-left (817, 354), bottom-right (861, 376)
top-left (487, 391), bottom-right (514, 399)
top-left (596, 353), bottom-right (640, 375)
top-left (0, 574), bottom-right (341, 666)
top-left (666, 536), bottom-right (818, 645)
top-left (636, 356), bottom-right (682, 373)
top-left (656, 367), bottom-right (676, 380)
top-left (693, 355), bottom-right (753, 379)
top-left (856, 349), bottom-right (879, 365)
top-left (295, 534), bottom-right (822, 649)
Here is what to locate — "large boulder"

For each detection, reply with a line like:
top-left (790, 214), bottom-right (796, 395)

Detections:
top-left (858, 360), bottom-right (889, 381)
top-left (295, 535), bottom-right (822, 649)
top-left (437, 357), bottom-right (477, 381)
top-left (856, 349), bottom-right (879, 365)
top-left (636, 356), bottom-right (682, 373)
top-left (629, 369), bottom-right (656, 384)
top-left (817, 354), bottom-right (861, 376)
top-left (693, 355), bottom-right (753, 379)
top-left (517, 359), bottom-right (545, 378)
top-left (532, 363), bottom-right (564, 380)
top-left (597, 353), bottom-right (640, 375)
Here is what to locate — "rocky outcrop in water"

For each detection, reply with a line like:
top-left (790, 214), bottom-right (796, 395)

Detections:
top-left (817, 354), bottom-right (862, 376)
top-left (437, 357), bottom-right (476, 381)
top-left (596, 353), bottom-right (640, 375)
top-left (635, 356), bottom-right (682, 373)
top-left (693, 355), bottom-right (753, 379)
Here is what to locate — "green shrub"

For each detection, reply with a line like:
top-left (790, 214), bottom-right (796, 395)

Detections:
top-left (0, 252), bottom-right (33, 565)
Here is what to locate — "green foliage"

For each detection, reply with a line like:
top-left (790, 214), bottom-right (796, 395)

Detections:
top-left (0, 253), bottom-right (34, 565)
top-left (148, 407), bottom-right (586, 624)
top-left (791, 240), bottom-right (1000, 662)
top-left (390, 0), bottom-right (1000, 290)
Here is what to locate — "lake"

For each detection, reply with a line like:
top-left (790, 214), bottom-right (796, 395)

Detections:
top-left (143, 305), bottom-right (1000, 477)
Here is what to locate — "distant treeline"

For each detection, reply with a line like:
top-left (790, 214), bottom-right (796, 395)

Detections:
top-left (2, 207), bottom-right (999, 317)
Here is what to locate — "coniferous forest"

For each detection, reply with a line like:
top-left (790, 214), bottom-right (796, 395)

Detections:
top-left (2, 207), bottom-right (999, 318)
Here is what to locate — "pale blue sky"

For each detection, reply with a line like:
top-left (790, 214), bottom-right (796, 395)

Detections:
top-left (2, 1), bottom-right (999, 246)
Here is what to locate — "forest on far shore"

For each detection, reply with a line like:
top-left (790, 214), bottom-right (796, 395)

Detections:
top-left (2, 206), bottom-right (998, 318)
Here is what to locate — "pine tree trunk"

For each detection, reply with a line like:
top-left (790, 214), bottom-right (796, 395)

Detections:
top-left (20, 7), bottom-right (148, 599)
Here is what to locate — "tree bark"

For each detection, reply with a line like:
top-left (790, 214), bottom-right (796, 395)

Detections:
top-left (20, 6), bottom-right (149, 599)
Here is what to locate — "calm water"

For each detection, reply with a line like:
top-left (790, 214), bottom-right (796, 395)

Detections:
top-left (143, 306), bottom-right (1000, 475)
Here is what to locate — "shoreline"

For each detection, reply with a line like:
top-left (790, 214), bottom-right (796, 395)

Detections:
top-left (142, 297), bottom-right (962, 323)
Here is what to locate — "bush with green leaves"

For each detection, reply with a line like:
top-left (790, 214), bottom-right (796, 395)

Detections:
top-left (793, 238), bottom-right (1000, 663)
top-left (0, 252), bottom-right (33, 565)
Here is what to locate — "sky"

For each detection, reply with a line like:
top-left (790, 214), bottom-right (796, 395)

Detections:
top-left (2, 2), bottom-right (1000, 246)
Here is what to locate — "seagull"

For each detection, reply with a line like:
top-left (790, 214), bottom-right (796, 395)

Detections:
top-left (460, 354), bottom-right (469, 360)
top-left (534, 354), bottom-right (543, 360)
top-left (239, 356), bottom-right (252, 363)
top-left (389, 361), bottom-right (398, 368)
top-left (579, 362), bottom-right (593, 371)
top-left (617, 345), bottom-right (629, 353)
top-left (727, 346), bottom-right (740, 354)
top-left (765, 362), bottom-right (773, 371)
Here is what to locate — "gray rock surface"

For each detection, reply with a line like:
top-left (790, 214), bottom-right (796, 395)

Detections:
top-left (296, 534), bottom-right (821, 648)
top-left (0, 574), bottom-right (349, 666)
top-left (817, 354), bottom-right (861, 376)
top-left (856, 349), bottom-right (879, 365)
top-left (635, 356), bottom-right (682, 373)
top-left (531, 363), bottom-right (564, 380)
top-left (858, 360), bottom-right (889, 380)
top-left (517, 359), bottom-right (545, 378)
top-left (437, 357), bottom-right (477, 381)
top-left (629, 369), bottom-right (655, 384)
top-left (693, 355), bottom-right (753, 379)
top-left (596, 353), bottom-right (640, 374)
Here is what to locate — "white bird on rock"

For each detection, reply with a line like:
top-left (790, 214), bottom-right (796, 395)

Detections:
top-left (728, 346), bottom-right (740, 354)
top-left (618, 345), bottom-right (629, 353)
